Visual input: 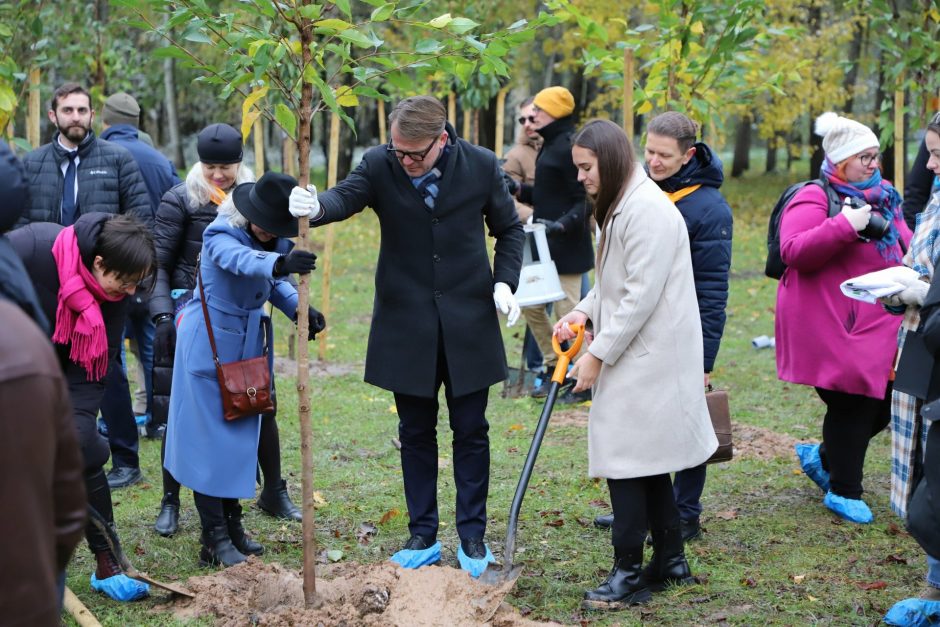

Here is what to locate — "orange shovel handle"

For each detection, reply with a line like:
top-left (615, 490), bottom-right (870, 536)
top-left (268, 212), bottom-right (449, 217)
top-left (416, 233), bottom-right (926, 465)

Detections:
top-left (550, 323), bottom-right (585, 384)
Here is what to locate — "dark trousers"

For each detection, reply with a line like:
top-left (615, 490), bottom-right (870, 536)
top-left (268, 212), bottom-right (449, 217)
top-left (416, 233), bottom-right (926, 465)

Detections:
top-left (393, 335), bottom-right (490, 541)
top-left (99, 347), bottom-right (139, 469)
top-left (608, 474), bottom-right (680, 549)
top-left (193, 491), bottom-right (239, 532)
top-left (815, 385), bottom-right (891, 499)
top-left (673, 464), bottom-right (707, 522)
top-left (162, 411), bottom-right (281, 502)
top-left (84, 467), bottom-right (114, 553)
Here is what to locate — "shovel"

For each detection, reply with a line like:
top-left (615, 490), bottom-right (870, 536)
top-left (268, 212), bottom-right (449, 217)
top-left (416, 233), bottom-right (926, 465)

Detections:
top-left (478, 322), bottom-right (585, 596)
top-left (87, 505), bottom-right (195, 598)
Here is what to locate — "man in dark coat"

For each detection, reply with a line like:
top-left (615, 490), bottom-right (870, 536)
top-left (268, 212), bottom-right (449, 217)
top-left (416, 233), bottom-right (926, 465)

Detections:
top-left (18, 82), bottom-right (152, 229)
top-left (593, 111), bottom-right (733, 542)
top-left (514, 86), bottom-right (594, 402)
top-left (97, 92), bottom-right (180, 488)
top-left (303, 95), bottom-right (524, 576)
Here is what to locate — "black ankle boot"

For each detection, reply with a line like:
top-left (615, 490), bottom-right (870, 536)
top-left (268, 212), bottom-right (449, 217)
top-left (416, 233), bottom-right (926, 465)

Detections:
top-left (257, 479), bottom-right (302, 521)
top-left (199, 524), bottom-right (248, 567)
top-left (226, 505), bottom-right (263, 556)
top-left (154, 493), bottom-right (180, 537)
top-left (643, 527), bottom-right (695, 591)
top-left (581, 546), bottom-right (651, 609)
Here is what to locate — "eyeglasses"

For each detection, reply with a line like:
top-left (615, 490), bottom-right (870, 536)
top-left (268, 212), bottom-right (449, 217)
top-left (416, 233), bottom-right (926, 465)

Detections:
top-left (518, 115), bottom-right (537, 125)
top-left (857, 152), bottom-right (882, 167)
top-left (387, 137), bottom-right (438, 162)
top-left (118, 276), bottom-right (143, 290)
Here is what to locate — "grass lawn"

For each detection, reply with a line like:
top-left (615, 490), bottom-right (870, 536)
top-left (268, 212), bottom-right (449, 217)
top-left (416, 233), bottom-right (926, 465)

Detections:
top-left (64, 170), bottom-right (926, 626)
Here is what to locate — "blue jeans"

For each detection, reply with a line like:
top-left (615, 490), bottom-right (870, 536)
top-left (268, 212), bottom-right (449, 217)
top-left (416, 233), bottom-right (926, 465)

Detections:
top-left (928, 554), bottom-right (940, 589)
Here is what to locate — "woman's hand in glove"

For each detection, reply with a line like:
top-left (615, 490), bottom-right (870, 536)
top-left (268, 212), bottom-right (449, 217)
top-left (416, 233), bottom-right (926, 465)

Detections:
top-left (306, 306), bottom-right (326, 340)
top-left (535, 218), bottom-right (565, 237)
top-left (274, 250), bottom-right (317, 276)
top-left (153, 316), bottom-right (176, 361)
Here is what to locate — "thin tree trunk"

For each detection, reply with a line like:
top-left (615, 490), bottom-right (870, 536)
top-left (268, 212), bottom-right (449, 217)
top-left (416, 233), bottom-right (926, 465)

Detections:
top-left (163, 58), bottom-right (184, 169)
top-left (841, 21), bottom-right (864, 114)
top-left (731, 114), bottom-right (751, 178)
top-left (765, 140), bottom-right (777, 174)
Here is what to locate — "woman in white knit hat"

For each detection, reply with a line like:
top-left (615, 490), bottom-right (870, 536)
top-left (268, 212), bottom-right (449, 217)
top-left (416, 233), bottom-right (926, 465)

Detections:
top-left (775, 112), bottom-right (912, 524)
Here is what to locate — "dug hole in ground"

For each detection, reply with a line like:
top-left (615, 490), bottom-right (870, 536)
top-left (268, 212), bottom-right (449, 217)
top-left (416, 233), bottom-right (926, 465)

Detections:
top-left (161, 408), bottom-right (797, 626)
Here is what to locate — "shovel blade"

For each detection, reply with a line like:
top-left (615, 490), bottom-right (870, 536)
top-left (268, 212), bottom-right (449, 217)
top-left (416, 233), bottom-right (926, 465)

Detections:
top-left (477, 562), bottom-right (522, 586)
top-left (129, 571), bottom-right (196, 598)
top-left (472, 563), bottom-right (523, 622)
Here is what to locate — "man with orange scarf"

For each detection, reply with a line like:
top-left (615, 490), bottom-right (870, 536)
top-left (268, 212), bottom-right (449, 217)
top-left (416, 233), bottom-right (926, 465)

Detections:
top-left (9, 212), bottom-right (156, 602)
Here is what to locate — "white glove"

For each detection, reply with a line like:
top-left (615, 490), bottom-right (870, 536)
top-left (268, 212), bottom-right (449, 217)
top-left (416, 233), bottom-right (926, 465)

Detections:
top-left (288, 184), bottom-right (321, 219)
top-left (493, 282), bottom-right (520, 327)
top-left (840, 199), bottom-right (871, 232)
top-left (897, 280), bottom-right (929, 306)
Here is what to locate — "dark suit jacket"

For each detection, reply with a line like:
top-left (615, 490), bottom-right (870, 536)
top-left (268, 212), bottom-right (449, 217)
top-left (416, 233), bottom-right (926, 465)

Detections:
top-left (316, 125), bottom-right (524, 397)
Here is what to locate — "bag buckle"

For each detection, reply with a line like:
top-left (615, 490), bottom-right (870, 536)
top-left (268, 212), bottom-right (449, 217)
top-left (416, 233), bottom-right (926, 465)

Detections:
top-left (247, 387), bottom-right (257, 398)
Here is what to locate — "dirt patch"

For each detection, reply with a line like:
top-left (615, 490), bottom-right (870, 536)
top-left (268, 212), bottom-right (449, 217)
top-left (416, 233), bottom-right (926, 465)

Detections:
top-left (273, 356), bottom-right (362, 378)
top-left (170, 559), bottom-right (561, 626)
top-left (546, 407), bottom-right (800, 460)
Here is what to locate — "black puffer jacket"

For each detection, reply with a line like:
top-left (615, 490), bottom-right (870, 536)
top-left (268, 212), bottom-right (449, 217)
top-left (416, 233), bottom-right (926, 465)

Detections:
top-left (18, 131), bottom-right (152, 229)
top-left (652, 142), bottom-right (733, 373)
top-left (148, 182), bottom-right (217, 318)
top-left (518, 116), bottom-right (594, 275)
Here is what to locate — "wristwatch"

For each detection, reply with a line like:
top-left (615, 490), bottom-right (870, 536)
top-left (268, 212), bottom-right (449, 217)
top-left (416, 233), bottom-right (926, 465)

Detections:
top-left (153, 313), bottom-right (173, 324)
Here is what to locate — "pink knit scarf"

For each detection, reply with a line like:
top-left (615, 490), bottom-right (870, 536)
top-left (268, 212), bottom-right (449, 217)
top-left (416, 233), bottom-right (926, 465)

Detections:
top-left (50, 226), bottom-right (123, 381)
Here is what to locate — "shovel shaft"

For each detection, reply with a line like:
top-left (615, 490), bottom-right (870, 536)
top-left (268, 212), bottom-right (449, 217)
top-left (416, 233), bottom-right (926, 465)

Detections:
top-left (502, 380), bottom-right (561, 568)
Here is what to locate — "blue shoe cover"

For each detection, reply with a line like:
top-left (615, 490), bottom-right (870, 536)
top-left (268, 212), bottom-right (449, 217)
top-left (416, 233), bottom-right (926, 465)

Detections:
top-left (884, 597), bottom-right (940, 626)
top-left (795, 443), bottom-right (830, 493)
top-left (823, 491), bottom-right (873, 524)
top-left (457, 543), bottom-right (495, 578)
top-left (389, 541), bottom-right (441, 569)
top-left (90, 572), bottom-right (149, 601)
top-left (135, 414), bottom-right (148, 426)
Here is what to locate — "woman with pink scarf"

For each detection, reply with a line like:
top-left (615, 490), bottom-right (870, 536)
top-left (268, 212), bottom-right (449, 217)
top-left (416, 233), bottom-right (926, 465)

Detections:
top-left (776, 112), bottom-right (912, 524)
top-left (9, 212), bottom-right (155, 602)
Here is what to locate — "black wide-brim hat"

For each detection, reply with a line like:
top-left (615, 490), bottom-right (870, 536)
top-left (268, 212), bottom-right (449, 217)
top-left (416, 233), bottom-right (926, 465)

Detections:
top-left (232, 171), bottom-right (299, 238)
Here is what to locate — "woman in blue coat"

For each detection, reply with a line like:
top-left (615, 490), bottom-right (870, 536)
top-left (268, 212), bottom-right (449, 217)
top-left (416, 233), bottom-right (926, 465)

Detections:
top-left (164, 172), bottom-right (322, 566)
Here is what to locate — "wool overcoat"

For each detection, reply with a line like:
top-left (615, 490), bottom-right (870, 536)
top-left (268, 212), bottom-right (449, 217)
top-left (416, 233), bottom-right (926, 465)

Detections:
top-left (164, 216), bottom-right (297, 498)
top-left (576, 165), bottom-right (717, 479)
top-left (775, 185), bottom-right (912, 398)
top-left (316, 126), bottom-right (524, 398)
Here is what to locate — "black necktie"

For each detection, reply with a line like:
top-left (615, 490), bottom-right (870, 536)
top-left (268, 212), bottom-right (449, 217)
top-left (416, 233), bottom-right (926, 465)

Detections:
top-left (62, 151), bottom-right (78, 226)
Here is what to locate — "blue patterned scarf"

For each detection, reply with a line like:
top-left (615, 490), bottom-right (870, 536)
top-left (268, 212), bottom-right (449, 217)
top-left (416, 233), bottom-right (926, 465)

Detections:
top-left (821, 158), bottom-right (903, 263)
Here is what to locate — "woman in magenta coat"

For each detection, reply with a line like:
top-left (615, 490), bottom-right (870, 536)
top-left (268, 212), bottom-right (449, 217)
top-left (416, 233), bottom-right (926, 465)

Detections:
top-left (776, 112), bottom-right (912, 524)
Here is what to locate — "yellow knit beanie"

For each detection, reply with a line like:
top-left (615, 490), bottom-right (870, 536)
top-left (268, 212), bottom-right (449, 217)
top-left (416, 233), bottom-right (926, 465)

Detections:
top-left (533, 86), bottom-right (574, 119)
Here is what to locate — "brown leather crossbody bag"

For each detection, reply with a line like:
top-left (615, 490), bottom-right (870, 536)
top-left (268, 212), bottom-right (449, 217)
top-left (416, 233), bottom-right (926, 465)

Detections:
top-left (197, 259), bottom-right (274, 421)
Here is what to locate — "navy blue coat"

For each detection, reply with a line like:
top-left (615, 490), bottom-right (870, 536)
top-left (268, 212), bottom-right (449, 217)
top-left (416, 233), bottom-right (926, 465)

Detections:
top-left (100, 125), bottom-right (180, 218)
top-left (652, 143), bottom-right (733, 372)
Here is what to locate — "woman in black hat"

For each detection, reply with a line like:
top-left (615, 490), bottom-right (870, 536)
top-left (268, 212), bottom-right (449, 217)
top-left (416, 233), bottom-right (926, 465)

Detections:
top-left (150, 124), bottom-right (306, 538)
top-left (162, 171), bottom-right (323, 566)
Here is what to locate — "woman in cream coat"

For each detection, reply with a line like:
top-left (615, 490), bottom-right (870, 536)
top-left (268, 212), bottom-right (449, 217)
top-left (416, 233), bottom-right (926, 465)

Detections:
top-left (555, 119), bottom-right (717, 610)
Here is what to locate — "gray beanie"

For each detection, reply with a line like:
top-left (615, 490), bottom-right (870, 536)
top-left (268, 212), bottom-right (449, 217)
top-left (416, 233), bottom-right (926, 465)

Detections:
top-left (102, 92), bottom-right (140, 127)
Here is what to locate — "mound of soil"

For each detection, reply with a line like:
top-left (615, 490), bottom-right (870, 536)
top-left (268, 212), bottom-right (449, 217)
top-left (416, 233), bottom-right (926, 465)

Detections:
top-left (171, 559), bottom-right (561, 626)
top-left (549, 407), bottom-right (800, 460)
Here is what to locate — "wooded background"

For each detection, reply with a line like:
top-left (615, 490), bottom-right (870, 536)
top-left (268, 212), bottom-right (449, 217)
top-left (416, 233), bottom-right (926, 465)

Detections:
top-left (1, 0), bottom-right (938, 183)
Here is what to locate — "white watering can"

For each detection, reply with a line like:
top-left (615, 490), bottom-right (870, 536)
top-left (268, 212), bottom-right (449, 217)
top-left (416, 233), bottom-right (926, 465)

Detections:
top-left (513, 223), bottom-right (565, 307)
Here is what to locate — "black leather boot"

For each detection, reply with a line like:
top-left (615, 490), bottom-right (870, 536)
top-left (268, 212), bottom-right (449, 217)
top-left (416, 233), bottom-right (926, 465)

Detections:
top-left (226, 504), bottom-right (263, 556)
top-left (257, 479), bottom-right (302, 521)
top-left (581, 546), bottom-right (651, 609)
top-left (154, 493), bottom-right (180, 537)
top-left (593, 513), bottom-right (614, 529)
top-left (643, 527), bottom-right (695, 591)
top-left (199, 524), bottom-right (248, 567)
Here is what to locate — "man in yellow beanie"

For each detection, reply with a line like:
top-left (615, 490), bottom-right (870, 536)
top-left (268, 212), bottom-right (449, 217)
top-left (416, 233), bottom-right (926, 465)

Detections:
top-left (512, 86), bottom-right (594, 403)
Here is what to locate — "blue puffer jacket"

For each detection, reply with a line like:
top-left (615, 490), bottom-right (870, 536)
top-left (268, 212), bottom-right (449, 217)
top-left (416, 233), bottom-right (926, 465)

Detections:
top-left (651, 142), bottom-right (733, 372)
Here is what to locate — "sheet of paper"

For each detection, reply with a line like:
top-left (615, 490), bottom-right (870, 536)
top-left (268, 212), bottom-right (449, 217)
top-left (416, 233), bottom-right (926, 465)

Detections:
top-left (840, 266), bottom-right (921, 304)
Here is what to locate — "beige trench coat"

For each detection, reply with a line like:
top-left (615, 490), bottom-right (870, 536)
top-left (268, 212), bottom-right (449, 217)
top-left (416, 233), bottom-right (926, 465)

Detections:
top-left (576, 165), bottom-right (717, 479)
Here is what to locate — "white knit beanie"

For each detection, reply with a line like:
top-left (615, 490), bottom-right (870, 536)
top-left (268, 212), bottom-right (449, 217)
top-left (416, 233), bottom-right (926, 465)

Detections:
top-left (814, 112), bottom-right (879, 164)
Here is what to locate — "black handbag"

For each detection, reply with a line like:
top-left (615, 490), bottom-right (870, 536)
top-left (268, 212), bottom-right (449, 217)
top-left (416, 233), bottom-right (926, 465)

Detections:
top-left (906, 420), bottom-right (940, 557)
top-left (894, 328), bottom-right (940, 400)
